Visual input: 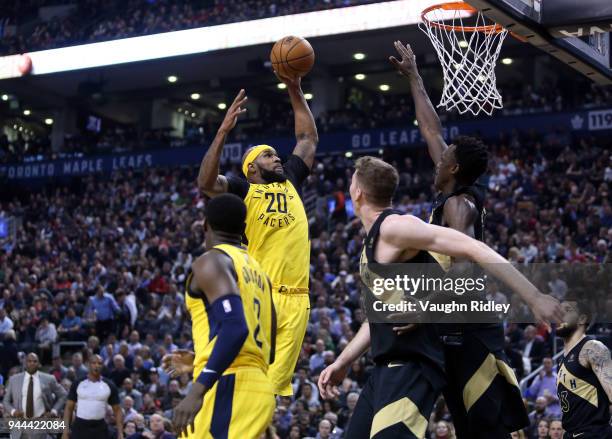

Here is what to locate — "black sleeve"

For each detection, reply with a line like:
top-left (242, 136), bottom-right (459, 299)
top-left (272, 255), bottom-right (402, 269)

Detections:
top-left (283, 155), bottom-right (310, 188)
top-left (105, 378), bottom-right (120, 406)
top-left (67, 378), bottom-right (81, 402)
top-left (226, 176), bottom-right (250, 199)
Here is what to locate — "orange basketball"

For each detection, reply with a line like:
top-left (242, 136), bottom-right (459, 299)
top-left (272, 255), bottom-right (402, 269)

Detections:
top-left (270, 36), bottom-right (315, 79)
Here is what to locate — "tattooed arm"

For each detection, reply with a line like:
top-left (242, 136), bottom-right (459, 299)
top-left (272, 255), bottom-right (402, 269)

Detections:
top-left (580, 339), bottom-right (612, 401)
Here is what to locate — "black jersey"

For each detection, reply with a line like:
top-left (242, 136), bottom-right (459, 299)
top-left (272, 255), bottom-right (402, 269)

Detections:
top-left (430, 184), bottom-right (486, 238)
top-left (558, 336), bottom-right (611, 434)
top-left (429, 184), bottom-right (486, 269)
top-left (429, 184), bottom-right (502, 347)
top-left (359, 209), bottom-right (445, 378)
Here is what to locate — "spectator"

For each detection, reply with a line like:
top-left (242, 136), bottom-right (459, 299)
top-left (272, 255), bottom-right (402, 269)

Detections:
top-left (50, 355), bottom-right (68, 382)
top-left (58, 307), bottom-right (83, 340)
top-left (35, 317), bottom-right (57, 363)
top-left (177, 373), bottom-right (191, 397)
top-left (548, 420), bottom-right (564, 439)
top-left (274, 404), bottom-right (293, 437)
top-left (0, 308), bottom-right (13, 336)
top-left (288, 425), bottom-right (302, 439)
top-left (127, 413), bottom-right (175, 439)
top-left (120, 377), bottom-right (143, 412)
top-left (121, 395), bottom-right (139, 423)
top-left (432, 420), bottom-right (456, 439)
top-left (316, 418), bottom-right (333, 439)
top-left (297, 382), bottom-right (321, 412)
top-left (161, 380), bottom-right (181, 412)
top-left (309, 339), bottom-right (326, 373)
top-left (124, 420), bottom-right (137, 437)
top-left (526, 357), bottom-right (561, 418)
top-left (86, 285), bottom-right (120, 341)
top-left (141, 392), bottom-right (158, 416)
top-left (88, 336), bottom-right (101, 355)
top-left (322, 412), bottom-right (343, 439)
top-left (71, 353), bottom-right (89, 381)
top-left (526, 397), bottom-right (552, 438)
top-left (534, 419), bottom-right (550, 439)
top-left (520, 325), bottom-right (546, 374)
top-left (146, 368), bottom-right (166, 398)
top-left (0, 330), bottom-right (19, 379)
top-left (109, 354), bottom-right (131, 387)
top-left (547, 270), bottom-right (567, 301)
top-left (337, 390), bottom-right (359, 429)
top-left (127, 331), bottom-right (142, 356)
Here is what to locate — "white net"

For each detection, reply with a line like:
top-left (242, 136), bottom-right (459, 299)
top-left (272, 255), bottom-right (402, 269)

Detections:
top-left (419, 4), bottom-right (509, 116)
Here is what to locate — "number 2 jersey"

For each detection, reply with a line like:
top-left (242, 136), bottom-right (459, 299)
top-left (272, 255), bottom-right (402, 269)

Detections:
top-left (186, 244), bottom-right (276, 376)
top-left (557, 336), bottom-right (611, 435)
top-left (227, 154), bottom-right (310, 291)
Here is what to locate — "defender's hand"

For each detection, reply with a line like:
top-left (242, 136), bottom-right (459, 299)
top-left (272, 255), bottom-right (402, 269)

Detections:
top-left (219, 89), bottom-right (248, 134)
top-left (161, 349), bottom-right (195, 377)
top-left (389, 40), bottom-right (418, 78)
top-left (529, 293), bottom-right (564, 328)
top-left (318, 361), bottom-right (350, 400)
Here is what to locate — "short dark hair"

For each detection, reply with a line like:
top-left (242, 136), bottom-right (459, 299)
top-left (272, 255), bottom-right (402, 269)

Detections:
top-left (354, 156), bottom-right (399, 206)
top-left (205, 193), bottom-right (247, 235)
top-left (564, 292), bottom-right (592, 326)
top-left (453, 136), bottom-right (488, 185)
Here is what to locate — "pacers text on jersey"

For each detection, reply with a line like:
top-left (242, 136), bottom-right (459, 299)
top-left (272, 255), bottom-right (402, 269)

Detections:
top-left (251, 184), bottom-right (299, 229)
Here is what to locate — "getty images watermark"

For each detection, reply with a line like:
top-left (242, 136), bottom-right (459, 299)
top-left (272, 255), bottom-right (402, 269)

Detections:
top-left (360, 263), bottom-right (611, 324)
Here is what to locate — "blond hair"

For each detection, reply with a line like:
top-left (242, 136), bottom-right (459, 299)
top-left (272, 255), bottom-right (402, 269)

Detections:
top-left (354, 156), bottom-right (399, 207)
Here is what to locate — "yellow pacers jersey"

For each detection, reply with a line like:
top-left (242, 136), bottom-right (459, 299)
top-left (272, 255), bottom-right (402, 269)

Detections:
top-left (244, 180), bottom-right (309, 289)
top-left (186, 244), bottom-right (275, 378)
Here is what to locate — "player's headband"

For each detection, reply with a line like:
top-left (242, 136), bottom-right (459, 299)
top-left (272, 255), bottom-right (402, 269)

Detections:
top-left (242, 144), bottom-right (275, 176)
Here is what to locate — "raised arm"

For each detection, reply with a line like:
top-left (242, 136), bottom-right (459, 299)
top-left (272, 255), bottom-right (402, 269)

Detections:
top-left (280, 75), bottom-right (318, 169)
top-left (197, 89), bottom-right (248, 196)
top-left (581, 339), bottom-right (612, 402)
top-left (381, 215), bottom-right (564, 324)
top-left (389, 40), bottom-right (447, 165)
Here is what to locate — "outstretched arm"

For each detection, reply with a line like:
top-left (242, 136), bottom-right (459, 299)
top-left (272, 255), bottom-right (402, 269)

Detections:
top-left (581, 340), bottom-right (612, 402)
top-left (381, 215), bottom-right (564, 324)
top-left (197, 89), bottom-right (248, 196)
top-left (280, 75), bottom-right (318, 169)
top-left (389, 40), bottom-right (447, 165)
top-left (318, 322), bottom-right (370, 399)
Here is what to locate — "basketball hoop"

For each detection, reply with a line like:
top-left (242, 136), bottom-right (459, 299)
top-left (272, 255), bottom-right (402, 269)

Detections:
top-left (420, 2), bottom-right (509, 116)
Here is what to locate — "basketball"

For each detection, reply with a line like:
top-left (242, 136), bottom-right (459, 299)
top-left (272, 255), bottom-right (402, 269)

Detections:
top-left (270, 36), bottom-right (314, 79)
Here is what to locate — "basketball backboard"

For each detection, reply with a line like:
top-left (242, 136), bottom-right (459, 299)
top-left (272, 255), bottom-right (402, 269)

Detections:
top-left (465, 0), bottom-right (612, 84)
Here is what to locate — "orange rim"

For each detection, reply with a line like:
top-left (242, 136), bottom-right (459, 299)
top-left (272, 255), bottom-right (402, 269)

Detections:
top-left (421, 1), bottom-right (506, 33)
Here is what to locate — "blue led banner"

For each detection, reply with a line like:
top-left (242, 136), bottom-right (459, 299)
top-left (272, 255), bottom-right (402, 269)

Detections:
top-left (1, 108), bottom-right (610, 181)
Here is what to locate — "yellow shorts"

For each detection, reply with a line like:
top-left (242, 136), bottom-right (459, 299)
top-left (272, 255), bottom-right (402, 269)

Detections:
top-left (267, 290), bottom-right (310, 396)
top-left (185, 367), bottom-right (275, 439)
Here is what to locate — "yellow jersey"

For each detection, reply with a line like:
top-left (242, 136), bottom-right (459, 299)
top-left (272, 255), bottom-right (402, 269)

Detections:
top-left (186, 244), bottom-right (275, 377)
top-left (243, 178), bottom-right (309, 290)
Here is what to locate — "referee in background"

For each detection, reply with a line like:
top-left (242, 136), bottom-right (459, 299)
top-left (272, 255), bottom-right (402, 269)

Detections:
top-left (62, 355), bottom-right (123, 439)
